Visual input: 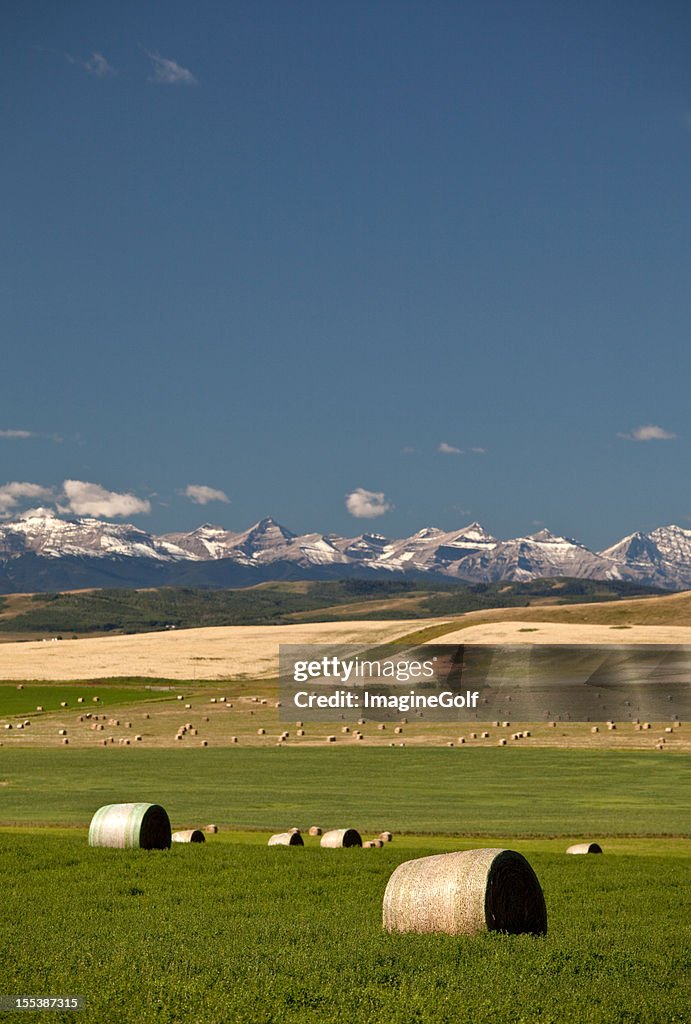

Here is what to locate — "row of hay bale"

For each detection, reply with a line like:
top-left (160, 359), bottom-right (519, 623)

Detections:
top-left (88, 804), bottom-right (220, 849)
top-left (267, 827), bottom-right (394, 848)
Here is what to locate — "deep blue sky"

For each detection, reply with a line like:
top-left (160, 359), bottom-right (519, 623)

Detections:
top-left (2, 1), bottom-right (690, 548)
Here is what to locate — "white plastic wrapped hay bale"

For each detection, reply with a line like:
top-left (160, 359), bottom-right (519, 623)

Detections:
top-left (172, 829), bottom-right (206, 843)
top-left (383, 848), bottom-right (546, 936)
top-left (566, 842), bottom-right (602, 854)
top-left (320, 828), bottom-right (362, 848)
top-left (88, 802), bottom-right (171, 850)
top-left (308, 826), bottom-right (322, 836)
top-left (379, 831), bottom-right (393, 843)
top-left (268, 831), bottom-right (304, 846)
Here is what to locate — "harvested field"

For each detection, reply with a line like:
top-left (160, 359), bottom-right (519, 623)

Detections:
top-left (0, 620), bottom-right (430, 682)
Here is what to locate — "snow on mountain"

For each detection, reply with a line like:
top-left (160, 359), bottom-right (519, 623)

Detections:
top-left (0, 509), bottom-right (192, 562)
top-left (600, 525), bottom-right (691, 588)
top-left (2, 510), bottom-right (691, 590)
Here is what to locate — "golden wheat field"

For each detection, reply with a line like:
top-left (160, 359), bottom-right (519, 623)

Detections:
top-left (0, 619), bottom-right (434, 681)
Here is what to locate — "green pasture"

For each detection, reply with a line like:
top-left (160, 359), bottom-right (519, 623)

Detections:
top-left (0, 748), bottom-right (689, 836)
top-left (0, 833), bottom-right (688, 1024)
top-left (0, 681), bottom-right (175, 717)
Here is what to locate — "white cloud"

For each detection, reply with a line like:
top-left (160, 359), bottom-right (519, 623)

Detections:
top-left (618, 424), bottom-right (677, 442)
top-left (0, 482), bottom-right (53, 517)
top-left (471, 446), bottom-right (487, 455)
top-left (62, 480), bottom-right (151, 518)
top-left (64, 50), bottom-right (116, 77)
top-left (438, 442), bottom-right (462, 455)
top-left (184, 484), bottom-right (230, 505)
top-left (345, 488), bottom-right (392, 519)
top-left (0, 429), bottom-right (33, 439)
top-left (146, 50), bottom-right (198, 85)
top-left (84, 52), bottom-right (116, 77)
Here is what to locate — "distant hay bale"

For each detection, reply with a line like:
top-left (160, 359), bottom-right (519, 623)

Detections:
top-left (447, 742), bottom-right (454, 747)
top-left (320, 828), bottom-right (362, 848)
top-left (92, 697), bottom-right (99, 703)
top-left (89, 803), bottom-right (171, 849)
top-left (665, 727), bottom-right (673, 733)
top-left (172, 829), bottom-right (206, 843)
top-left (200, 740), bottom-right (209, 747)
top-left (379, 832), bottom-right (393, 842)
top-left (342, 726), bottom-right (350, 733)
top-left (295, 720), bottom-right (303, 727)
top-left (231, 736), bottom-right (238, 743)
top-left (549, 721), bottom-right (556, 728)
top-left (498, 738), bottom-right (507, 746)
top-left (77, 696), bottom-right (84, 703)
top-left (643, 722), bottom-right (651, 730)
top-left (257, 728), bottom-right (265, 736)
top-left (356, 734), bottom-right (364, 741)
top-left (58, 729), bottom-right (67, 736)
top-left (458, 737), bottom-right (465, 744)
top-left (60, 701), bottom-right (68, 708)
top-left (481, 731), bottom-right (490, 739)
top-left (135, 735), bottom-right (142, 742)
top-left (185, 704), bottom-right (192, 710)
top-left (177, 695), bottom-right (184, 700)
top-left (383, 848), bottom-right (547, 937)
top-left (492, 721), bottom-right (500, 727)
top-left (591, 726), bottom-right (599, 733)
top-left (309, 826), bottom-right (322, 836)
top-left (297, 729), bottom-right (305, 736)
top-left (364, 840), bottom-right (377, 848)
top-left (378, 723), bottom-right (386, 730)
top-left (268, 831), bottom-right (304, 846)
top-left (566, 842), bottom-right (602, 855)
top-left (394, 727), bottom-right (403, 735)
top-left (36, 706), bottom-right (44, 712)
top-left (62, 738), bottom-right (69, 745)
top-left (357, 718), bottom-right (366, 725)
top-left (607, 723), bottom-right (617, 731)
top-left (327, 735), bottom-right (336, 743)
top-left (502, 722), bottom-right (510, 728)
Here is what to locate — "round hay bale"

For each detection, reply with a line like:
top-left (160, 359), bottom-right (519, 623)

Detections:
top-left (295, 720), bottom-right (303, 727)
top-left (320, 828), bottom-right (362, 848)
top-left (498, 738), bottom-right (507, 746)
top-left (257, 728), bottom-right (265, 736)
top-left (308, 826), bottom-right (322, 836)
top-left (447, 741), bottom-right (454, 747)
top-left (566, 842), bottom-right (602, 855)
top-left (77, 696), bottom-right (84, 703)
top-left (378, 723), bottom-right (386, 730)
top-left (297, 729), bottom-right (305, 737)
top-left (204, 824), bottom-right (219, 834)
top-left (364, 840), bottom-right (377, 848)
top-left (88, 803), bottom-right (171, 850)
top-left (58, 729), bottom-right (67, 736)
top-left (36, 706), bottom-right (44, 712)
top-left (591, 726), bottom-right (599, 733)
top-left (327, 735), bottom-right (336, 743)
top-left (382, 848), bottom-right (547, 936)
top-left (394, 727), bottom-right (403, 735)
top-left (341, 726), bottom-right (350, 733)
top-left (172, 829), bottom-right (206, 843)
top-left (92, 696), bottom-right (99, 703)
top-left (356, 734), bottom-right (364, 741)
top-left (62, 738), bottom-right (69, 745)
top-left (379, 832), bottom-right (393, 842)
top-left (458, 737), bottom-right (465, 744)
top-left (60, 701), bottom-right (68, 708)
top-left (135, 735), bottom-right (142, 742)
top-left (481, 731), bottom-right (490, 739)
top-left (268, 831), bottom-right (304, 846)
top-left (200, 740), bottom-right (208, 747)
top-left (231, 736), bottom-right (238, 743)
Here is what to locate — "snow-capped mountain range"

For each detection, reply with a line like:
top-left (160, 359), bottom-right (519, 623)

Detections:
top-left (1, 508), bottom-right (691, 592)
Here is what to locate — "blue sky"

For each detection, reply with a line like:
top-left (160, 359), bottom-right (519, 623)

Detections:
top-left (2, 1), bottom-right (690, 549)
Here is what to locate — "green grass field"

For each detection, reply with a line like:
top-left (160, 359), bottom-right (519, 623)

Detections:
top-left (1, 748), bottom-right (689, 836)
top-left (0, 832), bottom-right (689, 1024)
top-left (0, 681), bottom-right (168, 717)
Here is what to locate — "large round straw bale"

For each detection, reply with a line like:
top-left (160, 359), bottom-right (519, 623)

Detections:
top-left (268, 831), bottom-right (304, 846)
top-left (308, 826), bottom-right (322, 836)
top-left (320, 828), bottom-right (362, 848)
top-left (566, 842), bottom-right (602, 854)
top-left (257, 728), bottom-right (265, 736)
top-left (172, 829), bottom-right (206, 843)
top-left (88, 802), bottom-right (171, 850)
top-left (382, 848), bottom-right (547, 936)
